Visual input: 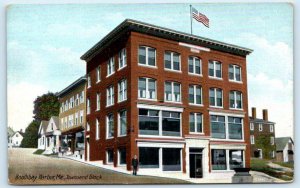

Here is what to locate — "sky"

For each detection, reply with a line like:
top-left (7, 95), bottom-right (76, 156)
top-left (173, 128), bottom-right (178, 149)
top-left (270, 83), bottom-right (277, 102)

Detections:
top-left (7, 3), bottom-right (293, 137)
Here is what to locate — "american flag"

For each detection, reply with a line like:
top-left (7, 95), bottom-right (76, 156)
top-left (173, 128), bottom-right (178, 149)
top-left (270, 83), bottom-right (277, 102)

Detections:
top-left (192, 7), bottom-right (209, 28)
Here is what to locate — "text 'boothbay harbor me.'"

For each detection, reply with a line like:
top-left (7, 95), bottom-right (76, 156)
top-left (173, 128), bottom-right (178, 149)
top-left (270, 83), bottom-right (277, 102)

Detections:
top-left (15, 174), bottom-right (102, 182)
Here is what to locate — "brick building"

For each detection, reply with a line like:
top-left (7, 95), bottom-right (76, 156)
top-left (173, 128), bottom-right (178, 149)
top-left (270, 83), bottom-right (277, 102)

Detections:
top-left (249, 107), bottom-right (276, 160)
top-left (57, 76), bottom-right (87, 160)
top-left (81, 19), bottom-right (252, 179)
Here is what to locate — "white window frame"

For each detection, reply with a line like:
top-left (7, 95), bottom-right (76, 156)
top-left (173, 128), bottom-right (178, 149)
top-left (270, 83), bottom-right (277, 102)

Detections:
top-left (106, 149), bottom-right (114, 164)
top-left (270, 137), bottom-right (274, 145)
top-left (229, 64), bottom-right (242, 82)
top-left (250, 135), bottom-right (255, 144)
top-left (189, 113), bottom-right (203, 134)
top-left (259, 124), bottom-right (263, 131)
top-left (87, 98), bottom-right (90, 115)
top-left (138, 77), bottom-right (157, 100)
top-left (250, 122), bottom-right (254, 130)
top-left (75, 112), bottom-right (78, 125)
top-left (86, 122), bottom-right (90, 131)
top-left (118, 110), bottom-right (127, 137)
top-left (138, 46), bottom-right (157, 67)
top-left (107, 57), bottom-right (115, 77)
top-left (189, 85), bottom-right (203, 106)
top-left (164, 51), bottom-right (181, 72)
top-left (106, 114), bottom-right (114, 139)
top-left (96, 93), bottom-right (100, 111)
top-left (164, 81), bottom-right (182, 103)
top-left (188, 56), bottom-right (202, 76)
top-left (79, 110), bottom-right (84, 124)
top-left (229, 91), bottom-right (243, 110)
top-left (209, 60), bottom-right (222, 79)
top-left (118, 79), bottom-right (127, 102)
top-left (96, 119), bottom-right (100, 140)
top-left (118, 148), bottom-right (127, 166)
top-left (106, 85), bottom-right (114, 107)
top-left (118, 48), bottom-right (127, 70)
top-left (96, 66), bottom-right (101, 83)
top-left (87, 74), bottom-right (91, 88)
top-left (211, 149), bottom-right (245, 171)
top-left (209, 88), bottom-right (223, 108)
top-left (270, 124), bottom-right (274, 132)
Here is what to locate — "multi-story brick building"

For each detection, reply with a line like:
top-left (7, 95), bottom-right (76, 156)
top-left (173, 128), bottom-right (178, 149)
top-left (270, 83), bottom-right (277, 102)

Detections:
top-left (249, 107), bottom-right (276, 160)
top-left (81, 19), bottom-right (252, 179)
top-left (57, 76), bottom-right (87, 160)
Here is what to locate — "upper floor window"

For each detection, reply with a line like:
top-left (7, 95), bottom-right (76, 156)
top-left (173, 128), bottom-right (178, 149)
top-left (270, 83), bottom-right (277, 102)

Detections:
top-left (107, 57), bottom-right (115, 76)
top-left (96, 119), bottom-right (100, 140)
top-left (209, 60), bottom-right (222, 78)
top-left (210, 115), bottom-right (225, 139)
top-left (87, 98), bottom-right (90, 115)
top-left (270, 124), bottom-right (274, 132)
top-left (188, 56), bottom-right (201, 75)
top-left (118, 79), bottom-right (127, 102)
top-left (86, 122), bottom-right (90, 131)
top-left (79, 110), bottom-right (84, 124)
top-left (209, 88), bottom-right (223, 107)
top-left (65, 100), bottom-right (68, 111)
top-left (96, 93), bottom-right (100, 111)
top-left (61, 103), bottom-right (64, 113)
top-left (229, 91), bottom-right (242, 109)
top-left (211, 115), bottom-right (243, 140)
top-left (139, 109), bottom-right (159, 135)
top-left (250, 122), bottom-right (254, 130)
top-left (96, 66), bottom-right (101, 83)
top-left (138, 77), bottom-right (156, 100)
top-left (189, 113), bottom-right (203, 133)
top-left (106, 114), bottom-right (114, 139)
top-left (118, 110), bottom-right (127, 136)
top-left (138, 46), bottom-right (156, 67)
top-left (259, 124), bottom-right (263, 131)
top-left (228, 117), bottom-right (243, 139)
top-left (250, 135), bottom-right (255, 144)
top-left (189, 85), bottom-right (202, 105)
top-left (106, 85), bottom-right (114, 107)
top-left (164, 51), bottom-right (180, 71)
top-left (162, 111), bottom-right (181, 136)
top-left (119, 48), bottom-right (127, 70)
top-left (80, 91), bottom-right (84, 104)
top-left (165, 81), bottom-right (181, 102)
top-left (229, 64), bottom-right (241, 82)
top-left (87, 74), bottom-right (91, 88)
top-left (270, 136), bottom-right (274, 145)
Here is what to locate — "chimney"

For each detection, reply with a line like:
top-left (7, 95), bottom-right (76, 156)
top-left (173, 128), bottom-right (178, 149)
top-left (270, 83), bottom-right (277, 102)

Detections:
top-left (251, 107), bottom-right (256, 119)
top-left (263, 109), bottom-right (268, 121)
top-left (20, 129), bottom-right (23, 133)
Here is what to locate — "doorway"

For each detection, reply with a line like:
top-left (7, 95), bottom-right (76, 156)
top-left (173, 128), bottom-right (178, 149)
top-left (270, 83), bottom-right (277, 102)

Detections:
top-left (189, 148), bottom-right (203, 178)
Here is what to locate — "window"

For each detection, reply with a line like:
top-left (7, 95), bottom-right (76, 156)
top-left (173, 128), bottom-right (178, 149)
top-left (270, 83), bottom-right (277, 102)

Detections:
top-left (189, 85), bottom-right (202, 105)
top-left (75, 132), bottom-right (84, 149)
top-left (70, 96), bottom-right (74, 108)
top-left (250, 122), bottom-right (254, 131)
top-left (259, 124), bottom-right (263, 131)
top-left (229, 64), bottom-right (241, 82)
top-left (209, 88), bottom-right (223, 107)
top-left (250, 135), bottom-right (255, 144)
top-left (211, 115), bottom-right (226, 139)
top-left (162, 148), bottom-right (181, 171)
top-left (65, 100), bottom-right (68, 111)
top-left (211, 149), bottom-right (226, 170)
top-left (209, 60), bottom-right (222, 78)
top-left (138, 46), bottom-right (156, 67)
top-left (139, 147), bottom-right (159, 168)
top-left (189, 113), bottom-right (203, 133)
top-left (165, 81), bottom-right (181, 102)
top-left (60, 103), bottom-right (64, 113)
top-left (107, 57), bottom-right (115, 76)
top-left (229, 91), bottom-right (242, 109)
top-left (229, 150), bottom-right (244, 170)
top-left (118, 148), bottom-right (126, 165)
top-left (106, 85), bottom-right (114, 107)
top-left (119, 48), bottom-right (127, 69)
top-left (188, 56), bottom-right (201, 75)
top-left (96, 93), bottom-right (100, 111)
top-left (80, 91), bottom-right (84, 104)
top-left (118, 79), bottom-right (127, 102)
top-left (228, 117), bottom-right (243, 139)
top-left (270, 137), bottom-right (274, 145)
top-left (162, 111), bottom-right (181, 136)
top-left (87, 74), bottom-right (91, 88)
top-left (96, 119), bottom-right (100, 140)
top-left (86, 122), bottom-right (90, 131)
top-left (79, 110), bottom-right (84, 124)
top-left (270, 124), bottom-right (274, 132)
top-left (138, 78), bottom-right (156, 100)
top-left (164, 51), bottom-right (180, 71)
top-left (87, 98), bottom-right (90, 114)
top-left (107, 149), bottom-right (114, 164)
top-left (75, 112), bottom-right (78, 125)
top-left (119, 110), bottom-right (127, 136)
top-left (139, 109), bottom-right (159, 135)
top-left (107, 114), bottom-right (114, 139)
top-left (75, 94), bottom-right (79, 106)
top-left (96, 66), bottom-right (101, 83)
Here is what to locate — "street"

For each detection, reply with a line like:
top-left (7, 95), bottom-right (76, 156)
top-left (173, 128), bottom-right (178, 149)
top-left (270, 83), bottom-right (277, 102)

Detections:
top-left (8, 148), bottom-right (189, 185)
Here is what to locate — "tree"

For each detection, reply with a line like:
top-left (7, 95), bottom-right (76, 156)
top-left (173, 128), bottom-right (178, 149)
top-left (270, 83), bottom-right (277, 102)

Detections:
top-left (20, 120), bottom-right (39, 148)
top-left (33, 92), bottom-right (59, 122)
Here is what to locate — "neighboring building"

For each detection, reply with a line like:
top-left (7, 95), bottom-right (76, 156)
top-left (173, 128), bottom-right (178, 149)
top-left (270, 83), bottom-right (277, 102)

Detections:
top-left (57, 76), bottom-right (86, 160)
top-left (249, 107), bottom-right (276, 160)
top-left (44, 116), bottom-right (61, 154)
top-left (275, 137), bottom-right (294, 163)
top-left (10, 130), bottom-right (24, 147)
top-left (8, 127), bottom-right (14, 147)
top-left (38, 120), bottom-right (49, 150)
top-left (81, 19), bottom-right (252, 179)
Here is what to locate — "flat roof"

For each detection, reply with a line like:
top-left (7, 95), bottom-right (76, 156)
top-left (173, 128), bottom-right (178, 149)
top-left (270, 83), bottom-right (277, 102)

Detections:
top-left (81, 19), bottom-right (253, 62)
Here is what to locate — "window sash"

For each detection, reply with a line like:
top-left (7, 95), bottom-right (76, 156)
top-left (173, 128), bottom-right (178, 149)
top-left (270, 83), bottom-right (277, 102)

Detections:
top-left (209, 88), bottom-right (223, 107)
top-left (209, 61), bottom-right (222, 78)
top-left (138, 46), bottom-right (156, 66)
top-left (165, 82), bottom-right (181, 102)
top-left (118, 80), bottom-right (127, 102)
top-left (107, 114), bottom-right (114, 138)
top-left (107, 57), bottom-right (115, 76)
top-left (164, 51), bottom-right (180, 71)
top-left (189, 113), bottom-right (203, 133)
top-left (107, 86), bottom-right (114, 106)
top-left (138, 78), bottom-right (156, 99)
top-left (119, 48), bottom-right (127, 69)
top-left (119, 110), bottom-right (127, 136)
top-left (96, 66), bottom-right (101, 82)
top-left (189, 85), bottom-right (202, 105)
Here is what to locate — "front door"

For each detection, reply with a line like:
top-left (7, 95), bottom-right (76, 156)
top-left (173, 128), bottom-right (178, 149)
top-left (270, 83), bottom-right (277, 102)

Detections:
top-left (189, 148), bottom-right (203, 178)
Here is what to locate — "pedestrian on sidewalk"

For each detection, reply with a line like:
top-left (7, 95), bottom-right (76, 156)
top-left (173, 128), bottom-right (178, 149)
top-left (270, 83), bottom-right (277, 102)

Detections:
top-left (132, 155), bottom-right (138, 176)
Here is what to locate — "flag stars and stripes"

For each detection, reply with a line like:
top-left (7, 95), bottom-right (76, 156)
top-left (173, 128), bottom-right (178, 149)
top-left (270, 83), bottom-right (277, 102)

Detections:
top-left (192, 7), bottom-right (209, 28)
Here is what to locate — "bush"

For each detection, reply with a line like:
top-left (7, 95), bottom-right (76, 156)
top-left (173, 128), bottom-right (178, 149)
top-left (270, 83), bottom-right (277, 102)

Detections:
top-left (33, 149), bottom-right (45, 155)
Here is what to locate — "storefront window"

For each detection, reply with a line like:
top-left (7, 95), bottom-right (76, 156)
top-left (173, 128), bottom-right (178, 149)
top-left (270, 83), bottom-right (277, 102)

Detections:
top-left (162, 148), bottom-right (181, 171)
top-left (139, 147), bottom-right (159, 168)
top-left (211, 149), bottom-right (227, 170)
top-left (75, 132), bottom-right (84, 149)
top-left (229, 150), bottom-right (244, 170)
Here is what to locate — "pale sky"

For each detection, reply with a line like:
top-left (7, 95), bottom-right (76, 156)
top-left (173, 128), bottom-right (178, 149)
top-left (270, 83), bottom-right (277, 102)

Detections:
top-left (7, 3), bottom-right (293, 137)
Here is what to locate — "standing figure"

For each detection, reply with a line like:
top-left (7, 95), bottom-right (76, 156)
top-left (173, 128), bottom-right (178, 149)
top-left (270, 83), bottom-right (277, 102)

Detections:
top-left (131, 155), bottom-right (139, 176)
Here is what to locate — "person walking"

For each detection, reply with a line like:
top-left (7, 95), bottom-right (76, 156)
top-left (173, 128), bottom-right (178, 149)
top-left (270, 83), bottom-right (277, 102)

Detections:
top-left (131, 155), bottom-right (138, 176)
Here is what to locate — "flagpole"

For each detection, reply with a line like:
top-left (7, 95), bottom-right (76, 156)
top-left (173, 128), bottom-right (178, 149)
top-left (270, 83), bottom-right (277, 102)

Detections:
top-left (190, 5), bottom-right (193, 35)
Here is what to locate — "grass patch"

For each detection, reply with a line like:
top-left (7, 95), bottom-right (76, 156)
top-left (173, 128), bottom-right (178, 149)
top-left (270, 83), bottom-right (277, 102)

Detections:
top-left (33, 149), bottom-right (44, 155)
top-left (273, 162), bottom-right (294, 169)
